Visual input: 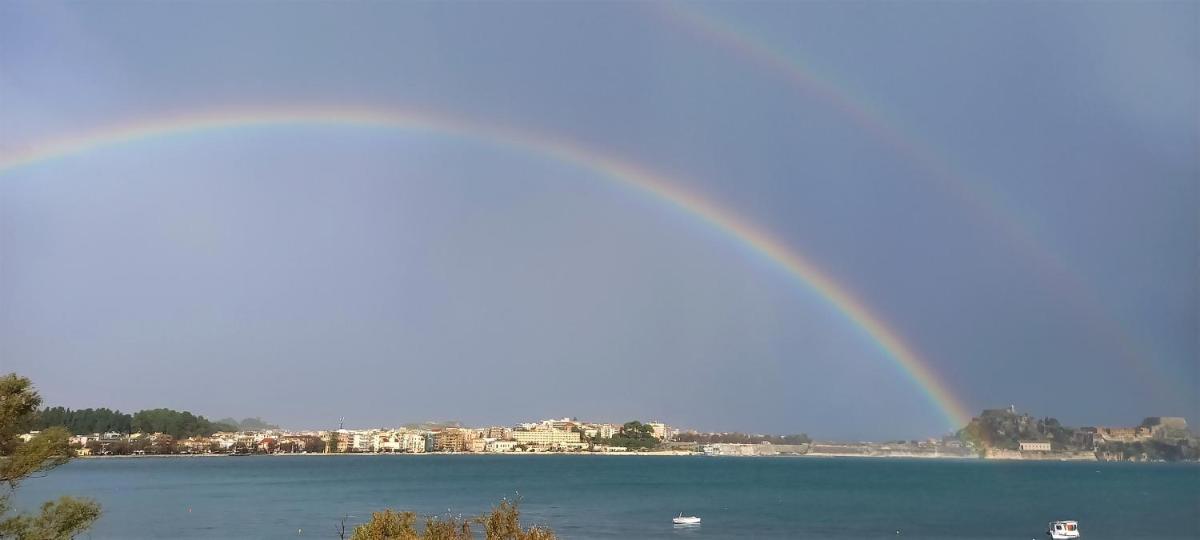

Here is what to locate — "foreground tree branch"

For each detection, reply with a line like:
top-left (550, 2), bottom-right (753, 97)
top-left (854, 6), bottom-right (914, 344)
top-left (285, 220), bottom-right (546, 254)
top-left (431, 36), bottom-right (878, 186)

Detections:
top-left (350, 499), bottom-right (555, 540)
top-left (0, 373), bottom-right (100, 540)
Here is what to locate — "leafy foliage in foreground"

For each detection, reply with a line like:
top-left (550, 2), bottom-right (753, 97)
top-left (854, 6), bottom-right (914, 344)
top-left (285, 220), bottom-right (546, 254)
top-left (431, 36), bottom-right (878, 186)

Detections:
top-left (0, 373), bottom-right (100, 540)
top-left (350, 499), bottom-right (555, 540)
top-left (0, 497), bottom-right (102, 540)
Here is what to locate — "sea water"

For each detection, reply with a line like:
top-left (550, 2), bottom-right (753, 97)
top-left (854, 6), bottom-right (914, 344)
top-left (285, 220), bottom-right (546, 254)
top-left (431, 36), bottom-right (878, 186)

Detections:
top-left (12, 455), bottom-right (1199, 539)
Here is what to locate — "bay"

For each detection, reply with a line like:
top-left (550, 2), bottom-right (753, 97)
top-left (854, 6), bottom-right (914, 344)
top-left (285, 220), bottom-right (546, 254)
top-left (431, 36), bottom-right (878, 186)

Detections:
top-left (13, 455), bottom-right (1198, 539)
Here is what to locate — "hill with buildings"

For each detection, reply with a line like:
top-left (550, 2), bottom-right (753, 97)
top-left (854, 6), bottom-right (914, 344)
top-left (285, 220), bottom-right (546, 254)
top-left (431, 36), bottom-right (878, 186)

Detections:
top-left (956, 406), bottom-right (1196, 461)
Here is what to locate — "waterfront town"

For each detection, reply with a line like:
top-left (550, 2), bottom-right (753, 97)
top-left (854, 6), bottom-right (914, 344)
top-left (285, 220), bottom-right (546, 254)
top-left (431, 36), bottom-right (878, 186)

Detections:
top-left (31, 418), bottom-right (678, 457)
top-left (19, 407), bottom-right (1197, 462)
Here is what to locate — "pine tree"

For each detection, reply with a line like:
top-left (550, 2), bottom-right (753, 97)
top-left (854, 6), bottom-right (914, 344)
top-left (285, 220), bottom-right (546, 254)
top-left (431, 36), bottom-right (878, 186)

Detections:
top-left (0, 373), bottom-right (101, 539)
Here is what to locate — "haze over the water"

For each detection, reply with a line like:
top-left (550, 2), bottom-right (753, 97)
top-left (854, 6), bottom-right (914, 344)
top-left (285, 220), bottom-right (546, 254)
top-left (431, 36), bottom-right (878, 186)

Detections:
top-left (1, 2), bottom-right (1195, 440)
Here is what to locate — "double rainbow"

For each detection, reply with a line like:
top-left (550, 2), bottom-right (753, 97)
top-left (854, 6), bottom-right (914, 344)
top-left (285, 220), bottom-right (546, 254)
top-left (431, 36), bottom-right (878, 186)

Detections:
top-left (655, 2), bottom-right (1173, 398)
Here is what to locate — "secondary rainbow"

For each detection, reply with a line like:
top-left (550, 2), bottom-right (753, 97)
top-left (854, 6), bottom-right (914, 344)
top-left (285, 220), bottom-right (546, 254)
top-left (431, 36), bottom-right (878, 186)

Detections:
top-left (654, 2), bottom-right (1173, 398)
top-left (654, 1), bottom-right (1055, 262)
top-left (0, 105), bottom-right (974, 429)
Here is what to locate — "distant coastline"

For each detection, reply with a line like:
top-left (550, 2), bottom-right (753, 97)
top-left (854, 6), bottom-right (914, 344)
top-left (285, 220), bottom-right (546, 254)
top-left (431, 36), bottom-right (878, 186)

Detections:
top-left (77, 451), bottom-right (1200, 464)
top-left (30, 405), bottom-right (1197, 463)
top-left (74, 444), bottom-right (1200, 463)
top-left (77, 451), bottom-right (1196, 463)
top-left (77, 450), bottom-right (700, 459)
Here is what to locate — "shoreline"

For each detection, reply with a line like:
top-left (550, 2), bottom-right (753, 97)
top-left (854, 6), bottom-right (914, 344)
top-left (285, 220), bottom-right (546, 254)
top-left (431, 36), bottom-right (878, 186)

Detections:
top-left (78, 450), bottom-right (701, 459)
top-left (78, 452), bottom-right (1194, 463)
top-left (76, 451), bottom-right (1113, 462)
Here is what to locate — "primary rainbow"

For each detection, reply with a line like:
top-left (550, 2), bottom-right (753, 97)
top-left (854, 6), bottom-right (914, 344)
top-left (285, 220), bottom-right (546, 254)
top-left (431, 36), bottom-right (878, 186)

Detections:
top-left (0, 105), bottom-right (974, 429)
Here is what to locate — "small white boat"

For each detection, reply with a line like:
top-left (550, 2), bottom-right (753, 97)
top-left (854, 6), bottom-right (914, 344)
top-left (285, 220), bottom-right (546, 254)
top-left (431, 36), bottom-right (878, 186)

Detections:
top-left (672, 513), bottom-right (701, 525)
top-left (1047, 520), bottom-right (1080, 539)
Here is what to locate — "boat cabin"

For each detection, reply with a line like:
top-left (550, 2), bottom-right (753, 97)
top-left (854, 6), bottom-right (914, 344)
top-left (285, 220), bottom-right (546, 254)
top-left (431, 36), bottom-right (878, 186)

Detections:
top-left (1047, 520), bottom-right (1079, 539)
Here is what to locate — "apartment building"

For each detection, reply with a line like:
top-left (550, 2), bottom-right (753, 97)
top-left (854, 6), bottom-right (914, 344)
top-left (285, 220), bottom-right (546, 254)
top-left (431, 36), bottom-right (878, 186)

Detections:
top-left (485, 426), bottom-right (512, 440)
top-left (433, 429), bottom-right (466, 452)
top-left (512, 429), bottom-right (581, 446)
top-left (647, 422), bottom-right (671, 441)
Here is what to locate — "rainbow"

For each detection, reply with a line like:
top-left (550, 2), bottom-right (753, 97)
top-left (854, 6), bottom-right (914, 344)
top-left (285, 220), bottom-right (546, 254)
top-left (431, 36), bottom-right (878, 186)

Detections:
top-left (653, 2), bottom-right (1177, 399)
top-left (0, 105), bottom-right (974, 429)
top-left (653, 1), bottom-right (1080, 274)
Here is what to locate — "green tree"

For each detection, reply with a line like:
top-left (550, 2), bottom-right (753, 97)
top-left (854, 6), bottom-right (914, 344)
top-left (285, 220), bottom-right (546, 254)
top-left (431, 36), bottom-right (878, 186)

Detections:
top-left (35, 408), bottom-right (132, 435)
top-left (215, 417), bottom-right (277, 431)
top-left (0, 373), bottom-right (101, 539)
top-left (619, 421), bottom-right (653, 438)
top-left (601, 421), bottom-right (660, 450)
top-left (130, 409), bottom-right (228, 438)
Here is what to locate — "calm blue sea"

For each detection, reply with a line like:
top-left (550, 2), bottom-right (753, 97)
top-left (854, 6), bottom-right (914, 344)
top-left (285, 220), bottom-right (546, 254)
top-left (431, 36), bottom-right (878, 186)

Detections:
top-left (12, 455), bottom-right (1199, 539)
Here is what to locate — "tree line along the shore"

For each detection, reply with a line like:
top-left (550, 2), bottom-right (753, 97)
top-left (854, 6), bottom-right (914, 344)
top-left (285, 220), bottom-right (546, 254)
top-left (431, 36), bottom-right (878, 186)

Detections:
top-left (33, 407), bottom-right (279, 439)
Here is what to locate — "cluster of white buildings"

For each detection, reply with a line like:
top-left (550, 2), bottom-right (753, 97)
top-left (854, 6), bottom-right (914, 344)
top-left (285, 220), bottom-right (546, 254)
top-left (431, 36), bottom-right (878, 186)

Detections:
top-left (324, 418), bottom-right (675, 454)
top-left (44, 417), bottom-right (676, 455)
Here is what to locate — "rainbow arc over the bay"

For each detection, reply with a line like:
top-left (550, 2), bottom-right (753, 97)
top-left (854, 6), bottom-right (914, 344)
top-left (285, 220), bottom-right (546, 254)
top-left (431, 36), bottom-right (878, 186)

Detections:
top-left (0, 105), bottom-right (973, 429)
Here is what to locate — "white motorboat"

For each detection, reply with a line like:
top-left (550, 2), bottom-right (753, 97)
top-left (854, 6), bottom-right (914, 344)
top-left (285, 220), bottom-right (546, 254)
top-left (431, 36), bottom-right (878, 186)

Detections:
top-left (1047, 520), bottom-right (1080, 539)
top-left (672, 513), bottom-right (701, 525)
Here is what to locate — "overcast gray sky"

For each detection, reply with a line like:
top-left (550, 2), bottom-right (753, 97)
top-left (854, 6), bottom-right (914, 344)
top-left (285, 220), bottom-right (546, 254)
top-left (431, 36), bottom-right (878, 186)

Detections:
top-left (1, 1), bottom-right (1195, 439)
